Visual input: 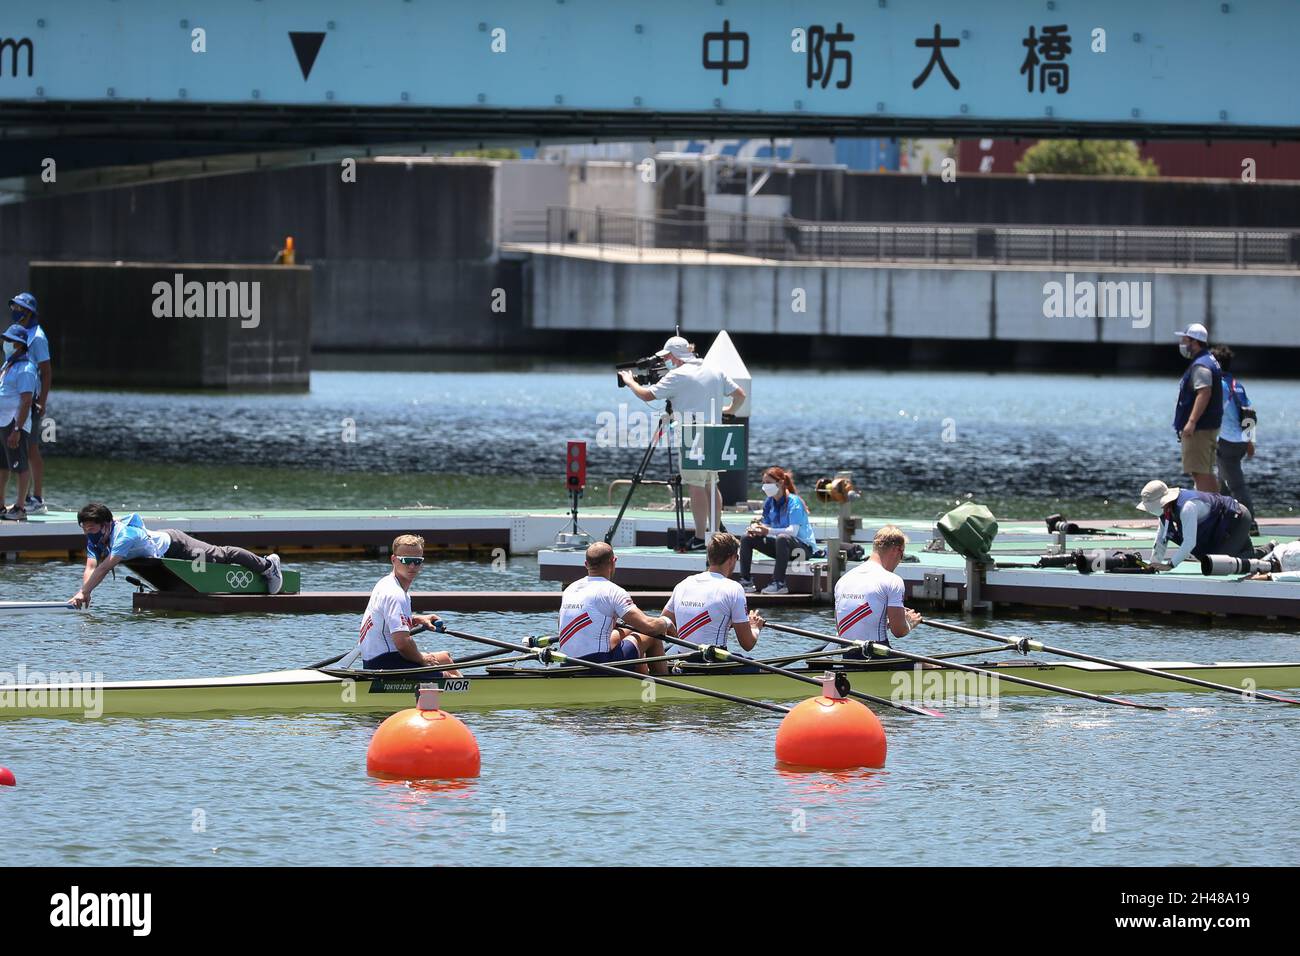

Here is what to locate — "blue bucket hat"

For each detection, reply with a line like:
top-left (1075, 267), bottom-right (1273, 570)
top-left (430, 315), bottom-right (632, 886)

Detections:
top-left (2, 323), bottom-right (29, 346)
top-left (8, 292), bottom-right (38, 316)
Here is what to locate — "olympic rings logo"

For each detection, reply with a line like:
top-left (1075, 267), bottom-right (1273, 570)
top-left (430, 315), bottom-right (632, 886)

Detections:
top-left (226, 570), bottom-right (255, 589)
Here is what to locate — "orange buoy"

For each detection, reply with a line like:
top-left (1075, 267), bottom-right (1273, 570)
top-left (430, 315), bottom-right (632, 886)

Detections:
top-left (367, 687), bottom-right (480, 780)
top-left (775, 674), bottom-right (887, 770)
top-left (0, 766), bottom-right (15, 787)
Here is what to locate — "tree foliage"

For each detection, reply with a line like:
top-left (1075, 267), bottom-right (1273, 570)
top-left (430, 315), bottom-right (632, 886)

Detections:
top-left (454, 148), bottom-right (522, 160)
top-left (1014, 140), bottom-right (1159, 177)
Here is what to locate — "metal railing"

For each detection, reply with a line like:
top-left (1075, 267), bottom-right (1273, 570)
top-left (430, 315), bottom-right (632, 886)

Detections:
top-left (531, 206), bottom-right (1299, 269)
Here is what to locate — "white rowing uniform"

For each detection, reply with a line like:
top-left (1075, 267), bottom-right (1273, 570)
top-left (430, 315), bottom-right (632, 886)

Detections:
top-left (834, 560), bottom-right (905, 646)
top-left (557, 576), bottom-right (636, 658)
top-left (358, 572), bottom-right (414, 662)
top-left (664, 570), bottom-right (748, 649)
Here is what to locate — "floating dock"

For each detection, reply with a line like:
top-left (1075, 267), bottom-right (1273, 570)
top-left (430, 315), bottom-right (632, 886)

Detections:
top-left (6, 505), bottom-right (1298, 621)
top-left (130, 589), bottom-right (812, 614)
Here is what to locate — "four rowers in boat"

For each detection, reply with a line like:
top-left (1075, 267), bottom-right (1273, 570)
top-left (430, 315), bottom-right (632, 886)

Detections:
top-left (357, 534), bottom-right (460, 676)
top-left (834, 525), bottom-right (922, 657)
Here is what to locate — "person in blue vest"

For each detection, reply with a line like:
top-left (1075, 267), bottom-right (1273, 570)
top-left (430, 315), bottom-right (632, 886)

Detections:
top-left (0, 324), bottom-right (38, 519)
top-left (1210, 346), bottom-right (1259, 536)
top-left (737, 466), bottom-right (817, 595)
top-left (8, 293), bottom-right (50, 515)
top-left (1171, 323), bottom-right (1222, 493)
top-left (1137, 480), bottom-right (1253, 571)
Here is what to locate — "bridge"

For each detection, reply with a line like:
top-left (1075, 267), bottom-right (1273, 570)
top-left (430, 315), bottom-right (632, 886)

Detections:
top-left (2, 0), bottom-right (1299, 181)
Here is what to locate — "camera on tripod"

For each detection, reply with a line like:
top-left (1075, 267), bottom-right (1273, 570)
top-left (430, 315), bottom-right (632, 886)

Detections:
top-left (615, 354), bottom-right (669, 388)
top-left (1200, 554), bottom-right (1277, 576)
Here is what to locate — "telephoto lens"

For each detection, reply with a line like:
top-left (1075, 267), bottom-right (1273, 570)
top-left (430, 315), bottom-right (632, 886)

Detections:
top-left (1200, 554), bottom-right (1273, 576)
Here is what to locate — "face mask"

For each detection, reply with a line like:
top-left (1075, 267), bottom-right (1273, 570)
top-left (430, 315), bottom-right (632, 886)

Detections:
top-left (762, 482), bottom-right (780, 497)
top-left (2, 342), bottom-right (14, 359)
top-left (85, 526), bottom-right (110, 555)
top-left (1179, 343), bottom-right (1193, 359)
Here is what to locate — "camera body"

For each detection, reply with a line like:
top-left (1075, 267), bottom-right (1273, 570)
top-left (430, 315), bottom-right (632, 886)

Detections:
top-left (616, 355), bottom-right (669, 388)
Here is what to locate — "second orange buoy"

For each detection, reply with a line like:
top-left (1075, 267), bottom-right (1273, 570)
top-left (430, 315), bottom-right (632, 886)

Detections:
top-left (775, 674), bottom-right (887, 770)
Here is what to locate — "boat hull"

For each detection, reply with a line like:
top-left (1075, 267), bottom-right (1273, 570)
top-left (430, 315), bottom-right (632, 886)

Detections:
top-left (2, 661), bottom-right (1298, 719)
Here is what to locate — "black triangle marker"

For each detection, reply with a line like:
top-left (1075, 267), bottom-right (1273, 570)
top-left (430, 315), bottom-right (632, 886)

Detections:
top-left (289, 31), bottom-right (326, 81)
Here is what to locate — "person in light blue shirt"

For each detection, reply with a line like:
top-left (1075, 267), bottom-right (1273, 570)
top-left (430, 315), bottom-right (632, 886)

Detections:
top-left (0, 323), bottom-right (37, 519)
top-left (71, 502), bottom-right (284, 607)
top-left (738, 466), bottom-right (818, 594)
top-left (9, 292), bottom-right (49, 514)
top-left (1211, 346), bottom-right (1258, 535)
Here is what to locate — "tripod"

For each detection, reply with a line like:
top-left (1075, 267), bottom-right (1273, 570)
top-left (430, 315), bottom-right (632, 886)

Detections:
top-left (605, 401), bottom-right (688, 550)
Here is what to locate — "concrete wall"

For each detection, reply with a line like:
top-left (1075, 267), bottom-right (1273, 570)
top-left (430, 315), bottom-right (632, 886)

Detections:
top-left (568, 161), bottom-right (639, 213)
top-left (496, 160), bottom-right (569, 241)
top-left (790, 170), bottom-right (1300, 228)
top-left (1, 160), bottom-right (547, 353)
top-left (30, 262), bottom-right (312, 389)
top-left (525, 251), bottom-right (1300, 350)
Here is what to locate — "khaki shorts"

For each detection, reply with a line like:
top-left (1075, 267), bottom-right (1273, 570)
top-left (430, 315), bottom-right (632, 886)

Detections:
top-left (679, 468), bottom-right (720, 487)
top-left (1180, 428), bottom-right (1218, 475)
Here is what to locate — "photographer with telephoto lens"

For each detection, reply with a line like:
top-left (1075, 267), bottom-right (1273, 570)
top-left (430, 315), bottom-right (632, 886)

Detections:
top-left (1137, 479), bottom-right (1253, 572)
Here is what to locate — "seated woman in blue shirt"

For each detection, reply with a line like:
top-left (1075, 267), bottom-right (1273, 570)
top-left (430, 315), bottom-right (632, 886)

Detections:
top-left (738, 466), bottom-right (818, 595)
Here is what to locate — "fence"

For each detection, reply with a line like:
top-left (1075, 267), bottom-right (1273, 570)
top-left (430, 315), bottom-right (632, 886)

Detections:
top-left (533, 206), bottom-right (1299, 269)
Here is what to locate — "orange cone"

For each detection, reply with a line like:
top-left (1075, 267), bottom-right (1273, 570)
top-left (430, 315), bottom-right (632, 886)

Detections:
top-left (367, 687), bottom-right (480, 780)
top-left (775, 674), bottom-right (887, 770)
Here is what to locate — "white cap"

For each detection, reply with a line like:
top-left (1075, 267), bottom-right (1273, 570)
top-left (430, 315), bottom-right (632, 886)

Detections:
top-left (1136, 479), bottom-right (1180, 514)
top-left (1174, 323), bottom-right (1208, 343)
top-left (656, 336), bottom-right (694, 361)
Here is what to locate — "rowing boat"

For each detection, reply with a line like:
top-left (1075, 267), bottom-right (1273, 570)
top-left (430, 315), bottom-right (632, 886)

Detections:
top-left (2, 659), bottom-right (1297, 719)
top-left (0, 601), bottom-right (77, 614)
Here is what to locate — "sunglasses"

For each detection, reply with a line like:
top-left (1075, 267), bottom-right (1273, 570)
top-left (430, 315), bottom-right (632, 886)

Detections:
top-left (394, 555), bottom-right (425, 566)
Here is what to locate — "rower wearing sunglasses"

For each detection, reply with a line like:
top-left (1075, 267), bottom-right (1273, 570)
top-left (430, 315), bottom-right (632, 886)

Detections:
top-left (358, 533), bottom-right (459, 675)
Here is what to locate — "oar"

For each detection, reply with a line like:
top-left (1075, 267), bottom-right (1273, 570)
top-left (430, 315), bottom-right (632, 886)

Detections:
top-left (921, 618), bottom-right (1300, 706)
top-left (444, 628), bottom-right (791, 715)
top-left (767, 622), bottom-right (1166, 711)
top-left (659, 633), bottom-right (943, 717)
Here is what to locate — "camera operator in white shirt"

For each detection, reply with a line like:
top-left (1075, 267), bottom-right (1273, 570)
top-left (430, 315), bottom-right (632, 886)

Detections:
top-left (619, 335), bottom-right (745, 551)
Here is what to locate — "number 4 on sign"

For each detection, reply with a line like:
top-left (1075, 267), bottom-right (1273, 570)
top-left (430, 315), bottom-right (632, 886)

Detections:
top-left (688, 431), bottom-right (706, 466)
top-left (720, 431), bottom-right (738, 467)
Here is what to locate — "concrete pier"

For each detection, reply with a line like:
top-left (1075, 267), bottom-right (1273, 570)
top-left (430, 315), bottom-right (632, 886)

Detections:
top-left (518, 245), bottom-right (1300, 351)
top-left (30, 261), bottom-right (312, 390)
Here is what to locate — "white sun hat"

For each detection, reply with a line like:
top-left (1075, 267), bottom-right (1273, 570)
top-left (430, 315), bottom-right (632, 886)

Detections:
top-left (1136, 479), bottom-right (1180, 513)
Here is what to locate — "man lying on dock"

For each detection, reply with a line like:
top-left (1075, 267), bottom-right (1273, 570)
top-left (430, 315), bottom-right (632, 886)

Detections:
top-left (70, 502), bottom-right (283, 607)
top-left (1249, 541), bottom-right (1300, 583)
top-left (662, 532), bottom-right (765, 663)
top-left (558, 542), bottom-right (671, 676)
top-left (1136, 480), bottom-right (1254, 571)
top-left (358, 534), bottom-right (459, 675)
